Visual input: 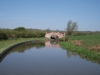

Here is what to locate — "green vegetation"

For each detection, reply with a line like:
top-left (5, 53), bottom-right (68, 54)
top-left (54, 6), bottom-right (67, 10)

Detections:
top-left (1, 26), bottom-right (100, 63)
top-left (0, 38), bottom-right (47, 54)
top-left (59, 34), bottom-right (100, 63)
top-left (0, 27), bottom-right (45, 40)
top-left (0, 27), bottom-right (49, 54)
top-left (70, 34), bottom-right (100, 49)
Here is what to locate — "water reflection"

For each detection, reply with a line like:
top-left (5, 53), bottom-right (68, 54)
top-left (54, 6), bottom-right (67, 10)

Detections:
top-left (10, 42), bottom-right (45, 53)
top-left (0, 41), bottom-right (59, 62)
top-left (45, 41), bottom-right (60, 48)
top-left (0, 41), bottom-right (100, 64)
top-left (66, 50), bottom-right (74, 58)
top-left (66, 48), bottom-right (100, 64)
top-left (0, 41), bottom-right (45, 62)
top-left (46, 41), bottom-right (78, 58)
top-left (0, 41), bottom-right (100, 75)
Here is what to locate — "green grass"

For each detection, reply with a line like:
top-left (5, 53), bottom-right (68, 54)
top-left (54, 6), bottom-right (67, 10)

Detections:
top-left (0, 38), bottom-right (48, 54)
top-left (69, 34), bottom-right (100, 47)
top-left (59, 34), bottom-right (100, 63)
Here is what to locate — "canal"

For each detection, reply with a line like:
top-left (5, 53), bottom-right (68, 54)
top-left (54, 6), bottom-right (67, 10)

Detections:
top-left (0, 41), bottom-right (100, 75)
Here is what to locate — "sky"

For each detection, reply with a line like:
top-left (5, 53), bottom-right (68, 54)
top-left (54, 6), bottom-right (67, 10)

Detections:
top-left (0, 0), bottom-right (100, 31)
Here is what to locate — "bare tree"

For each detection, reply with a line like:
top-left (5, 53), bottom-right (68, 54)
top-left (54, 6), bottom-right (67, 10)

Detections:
top-left (66, 20), bottom-right (78, 35)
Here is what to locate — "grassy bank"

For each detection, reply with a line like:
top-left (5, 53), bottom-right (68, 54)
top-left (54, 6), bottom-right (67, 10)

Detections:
top-left (59, 34), bottom-right (100, 63)
top-left (0, 38), bottom-right (47, 54)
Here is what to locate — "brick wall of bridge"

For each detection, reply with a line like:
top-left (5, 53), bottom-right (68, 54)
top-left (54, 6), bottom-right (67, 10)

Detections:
top-left (45, 32), bottom-right (65, 39)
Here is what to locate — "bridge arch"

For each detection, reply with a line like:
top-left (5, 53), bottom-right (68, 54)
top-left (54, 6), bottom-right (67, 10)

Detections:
top-left (45, 32), bottom-right (65, 39)
top-left (50, 35), bottom-right (59, 40)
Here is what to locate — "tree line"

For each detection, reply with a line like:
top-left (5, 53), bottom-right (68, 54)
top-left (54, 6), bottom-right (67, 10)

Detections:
top-left (0, 27), bottom-right (46, 40)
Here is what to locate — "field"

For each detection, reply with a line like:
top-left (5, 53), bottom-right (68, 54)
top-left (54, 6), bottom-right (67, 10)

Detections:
top-left (0, 38), bottom-right (47, 54)
top-left (60, 34), bottom-right (100, 63)
top-left (70, 34), bottom-right (100, 51)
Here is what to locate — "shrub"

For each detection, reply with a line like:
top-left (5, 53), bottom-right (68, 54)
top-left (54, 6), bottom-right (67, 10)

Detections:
top-left (0, 31), bottom-right (8, 40)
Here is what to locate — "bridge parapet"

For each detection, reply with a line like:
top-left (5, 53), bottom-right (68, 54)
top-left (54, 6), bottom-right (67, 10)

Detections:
top-left (45, 32), bottom-right (65, 39)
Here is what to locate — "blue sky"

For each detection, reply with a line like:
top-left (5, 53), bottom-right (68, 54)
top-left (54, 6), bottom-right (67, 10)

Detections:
top-left (0, 0), bottom-right (100, 31)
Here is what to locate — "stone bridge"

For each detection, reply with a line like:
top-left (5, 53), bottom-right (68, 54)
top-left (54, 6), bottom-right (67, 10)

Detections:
top-left (45, 32), bottom-right (65, 39)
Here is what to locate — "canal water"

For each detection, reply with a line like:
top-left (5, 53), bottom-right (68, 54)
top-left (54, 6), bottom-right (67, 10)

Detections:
top-left (0, 41), bottom-right (100, 75)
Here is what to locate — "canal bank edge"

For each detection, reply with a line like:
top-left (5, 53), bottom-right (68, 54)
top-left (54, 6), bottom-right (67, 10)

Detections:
top-left (59, 42), bottom-right (100, 64)
top-left (0, 40), bottom-right (43, 57)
